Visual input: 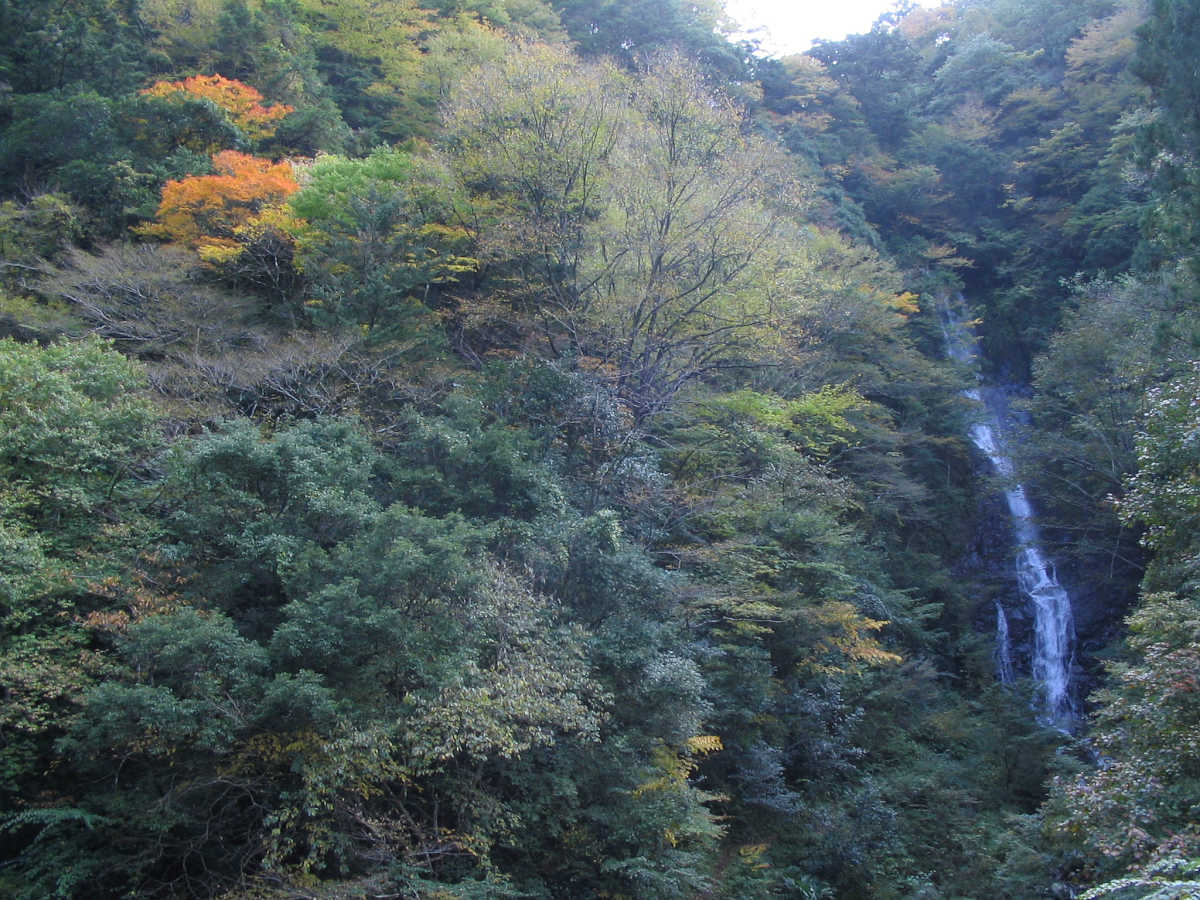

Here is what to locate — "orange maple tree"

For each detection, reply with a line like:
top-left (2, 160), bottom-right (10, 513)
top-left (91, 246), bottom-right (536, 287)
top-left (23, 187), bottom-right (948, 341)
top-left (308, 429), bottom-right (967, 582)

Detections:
top-left (141, 74), bottom-right (294, 141)
top-left (137, 151), bottom-right (299, 255)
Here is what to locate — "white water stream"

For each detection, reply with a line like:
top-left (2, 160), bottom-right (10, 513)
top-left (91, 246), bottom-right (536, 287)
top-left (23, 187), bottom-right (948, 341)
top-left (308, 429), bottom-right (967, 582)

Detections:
top-left (995, 604), bottom-right (1015, 685)
top-left (941, 297), bottom-right (1075, 728)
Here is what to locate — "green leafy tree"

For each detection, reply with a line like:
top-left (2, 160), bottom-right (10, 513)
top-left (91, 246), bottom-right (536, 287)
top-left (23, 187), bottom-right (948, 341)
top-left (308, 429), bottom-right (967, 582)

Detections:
top-left (579, 54), bottom-right (801, 418)
top-left (296, 0), bottom-right (432, 139)
top-left (445, 41), bottom-right (628, 347)
top-left (808, 27), bottom-right (923, 151)
top-left (0, 337), bottom-right (159, 543)
top-left (1133, 0), bottom-right (1200, 272)
top-left (8, 413), bottom-right (621, 896)
top-left (552, 0), bottom-right (746, 78)
top-left (138, 0), bottom-right (350, 155)
top-left (1121, 363), bottom-right (1200, 593)
top-left (447, 45), bottom-right (811, 420)
top-left (0, 0), bottom-right (149, 96)
top-left (289, 148), bottom-right (476, 336)
top-left (1018, 270), bottom-right (1200, 604)
top-left (0, 92), bottom-right (159, 232)
top-left (0, 337), bottom-right (159, 812)
top-left (0, 194), bottom-right (83, 266)
top-left (1043, 365), bottom-right (1200, 889)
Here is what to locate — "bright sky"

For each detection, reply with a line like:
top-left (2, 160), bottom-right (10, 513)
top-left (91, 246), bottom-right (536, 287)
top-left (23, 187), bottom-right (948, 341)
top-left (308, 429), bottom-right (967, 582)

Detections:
top-left (723, 0), bottom-right (940, 57)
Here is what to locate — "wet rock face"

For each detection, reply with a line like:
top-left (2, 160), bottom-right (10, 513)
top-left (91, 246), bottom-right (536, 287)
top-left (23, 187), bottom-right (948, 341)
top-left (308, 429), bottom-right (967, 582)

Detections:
top-left (1053, 560), bottom-right (1138, 702)
top-left (1059, 572), bottom-right (1117, 652)
top-left (1051, 534), bottom-right (1142, 644)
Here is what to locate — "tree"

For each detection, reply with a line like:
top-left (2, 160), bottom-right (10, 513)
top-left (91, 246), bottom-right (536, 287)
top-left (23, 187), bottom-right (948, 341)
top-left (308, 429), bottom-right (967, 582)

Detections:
top-left (808, 27), bottom-right (924, 150)
top-left (578, 53), bottom-right (801, 417)
top-left (1043, 364), bottom-right (1200, 889)
top-left (1121, 362), bottom-right (1200, 593)
top-left (0, 193), bottom-right (83, 266)
top-left (137, 0), bottom-right (351, 155)
top-left (445, 41), bottom-right (628, 340)
top-left (42, 244), bottom-right (259, 356)
top-left (35, 243), bottom-right (404, 421)
top-left (3, 414), bottom-right (620, 896)
top-left (1134, 0), bottom-right (1200, 272)
top-left (0, 337), bottom-right (159, 814)
top-left (141, 73), bottom-right (295, 143)
top-left (928, 33), bottom-right (1036, 112)
top-left (1044, 593), bottom-right (1200, 887)
top-left (0, 91), bottom-right (164, 232)
top-left (446, 45), bottom-right (809, 419)
top-left (0, 338), bottom-right (159, 539)
top-left (288, 148), bottom-right (475, 335)
top-left (0, 0), bottom-right (149, 96)
top-left (137, 150), bottom-right (299, 256)
top-left (1018, 272), bottom-right (1187, 597)
top-left (552, 0), bottom-right (746, 78)
top-left (296, 0), bottom-right (435, 141)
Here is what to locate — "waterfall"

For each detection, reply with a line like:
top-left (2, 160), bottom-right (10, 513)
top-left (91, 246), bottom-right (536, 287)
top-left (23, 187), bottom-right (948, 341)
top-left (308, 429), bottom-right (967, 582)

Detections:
top-left (941, 296), bottom-right (1075, 728)
top-left (995, 604), bottom-right (1015, 684)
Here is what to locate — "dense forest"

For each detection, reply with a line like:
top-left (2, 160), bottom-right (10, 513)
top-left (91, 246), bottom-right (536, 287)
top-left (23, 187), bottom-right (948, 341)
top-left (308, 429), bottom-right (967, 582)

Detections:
top-left (0, 0), bottom-right (1197, 896)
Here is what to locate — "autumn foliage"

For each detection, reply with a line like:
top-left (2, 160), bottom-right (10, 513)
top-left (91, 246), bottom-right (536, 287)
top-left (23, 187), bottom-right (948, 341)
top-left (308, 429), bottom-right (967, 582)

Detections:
top-left (137, 151), bottom-right (299, 255)
top-left (141, 74), bottom-right (294, 141)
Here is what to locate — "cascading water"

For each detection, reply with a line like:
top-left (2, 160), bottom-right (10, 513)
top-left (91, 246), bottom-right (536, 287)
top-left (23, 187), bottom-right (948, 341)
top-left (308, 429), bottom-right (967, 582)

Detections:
top-left (995, 604), bottom-right (1015, 685)
top-left (941, 295), bottom-right (1076, 728)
